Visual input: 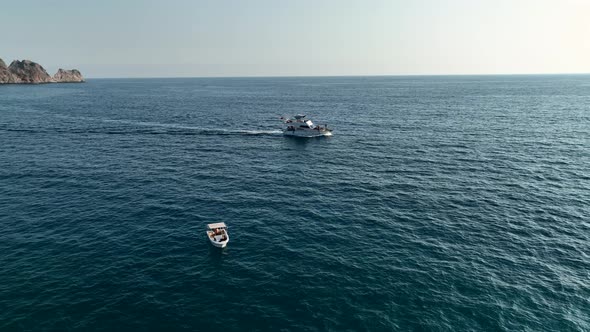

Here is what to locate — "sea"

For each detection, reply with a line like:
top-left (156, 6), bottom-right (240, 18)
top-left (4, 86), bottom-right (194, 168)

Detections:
top-left (0, 75), bottom-right (588, 331)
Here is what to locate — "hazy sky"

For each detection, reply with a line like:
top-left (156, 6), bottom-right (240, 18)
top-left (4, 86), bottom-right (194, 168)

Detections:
top-left (1, 0), bottom-right (588, 77)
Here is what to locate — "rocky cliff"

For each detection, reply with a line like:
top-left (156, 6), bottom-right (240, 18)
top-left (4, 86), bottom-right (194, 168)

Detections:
top-left (8, 60), bottom-right (54, 83)
top-left (0, 57), bottom-right (84, 84)
top-left (0, 58), bottom-right (20, 83)
top-left (53, 68), bottom-right (84, 83)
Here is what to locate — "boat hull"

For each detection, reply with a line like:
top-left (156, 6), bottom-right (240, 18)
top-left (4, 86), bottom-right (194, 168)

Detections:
top-left (206, 231), bottom-right (229, 248)
top-left (283, 129), bottom-right (333, 137)
top-left (209, 239), bottom-right (228, 248)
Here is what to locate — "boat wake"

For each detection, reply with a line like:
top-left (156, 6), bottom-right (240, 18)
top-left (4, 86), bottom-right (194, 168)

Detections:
top-left (5, 113), bottom-right (284, 137)
top-left (97, 118), bottom-right (283, 136)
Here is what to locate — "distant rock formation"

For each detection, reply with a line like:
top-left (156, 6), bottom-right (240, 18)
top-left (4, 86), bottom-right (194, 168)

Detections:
top-left (8, 60), bottom-right (54, 83)
top-left (0, 58), bottom-right (20, 83)
top-left (0, 57), bottom-right (84, 84)
top-left (53, 68), bottom-right (84, 83)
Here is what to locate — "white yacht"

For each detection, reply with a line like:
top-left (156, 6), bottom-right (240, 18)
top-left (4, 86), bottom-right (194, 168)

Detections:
top-left (206, 222), bottom-right (229, 248)
top-left (281, 114), bottom-right (332, 137)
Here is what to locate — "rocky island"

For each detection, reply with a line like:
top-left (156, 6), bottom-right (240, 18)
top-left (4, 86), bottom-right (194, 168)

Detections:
top-left (0, 58), bottom-right (84, 84)
top-left (53, 68), bottom-right (84, 83)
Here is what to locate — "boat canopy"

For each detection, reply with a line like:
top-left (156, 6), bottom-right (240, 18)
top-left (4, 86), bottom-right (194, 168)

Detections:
top-left (294, 114), bottom-right (306, 119)
top-left (207, 222), bottom-right (227, 229)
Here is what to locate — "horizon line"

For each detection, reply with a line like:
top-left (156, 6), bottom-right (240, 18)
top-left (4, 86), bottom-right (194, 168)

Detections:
top-left (84, 72), bottom-right (590, 80)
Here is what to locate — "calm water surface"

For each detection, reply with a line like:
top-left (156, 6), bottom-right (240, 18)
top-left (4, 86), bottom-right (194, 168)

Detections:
top-left (0, 76), bottom-right (589, 331)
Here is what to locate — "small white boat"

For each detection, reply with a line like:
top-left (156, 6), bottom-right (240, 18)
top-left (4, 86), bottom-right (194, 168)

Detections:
top-left (281, 114), bottom-right (332, 137)
top-left (206, 222), bottom-right (229, 248)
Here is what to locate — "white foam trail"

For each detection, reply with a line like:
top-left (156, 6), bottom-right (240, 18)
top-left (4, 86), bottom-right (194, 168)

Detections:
top-left (100, 119), bottom-right (283, 135)
top-left (237, 129), bottom-right (283, 135)
top-left (53, 113), bottom-right (282, 136)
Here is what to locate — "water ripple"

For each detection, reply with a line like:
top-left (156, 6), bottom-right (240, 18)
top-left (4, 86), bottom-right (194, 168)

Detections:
top-left (0, 76), bottom-right (589, 331)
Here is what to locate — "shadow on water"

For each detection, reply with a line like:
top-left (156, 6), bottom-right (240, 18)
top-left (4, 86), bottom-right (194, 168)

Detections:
top-left (282, 135), bottom-right (332, 150)
top-left (207, 242), bottom-right (229, 266)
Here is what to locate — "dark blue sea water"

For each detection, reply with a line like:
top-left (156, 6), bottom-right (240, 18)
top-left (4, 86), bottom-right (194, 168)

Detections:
top-left (1, 76), bottom-right (589, 331)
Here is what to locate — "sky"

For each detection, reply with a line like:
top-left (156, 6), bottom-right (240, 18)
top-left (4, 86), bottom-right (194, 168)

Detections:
top-left (1, 0), bottom-right (589, 78)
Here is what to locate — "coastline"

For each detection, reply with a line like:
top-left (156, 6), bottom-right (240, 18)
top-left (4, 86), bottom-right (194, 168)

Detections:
top-left (0, 58), bottom-right (84, 84)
